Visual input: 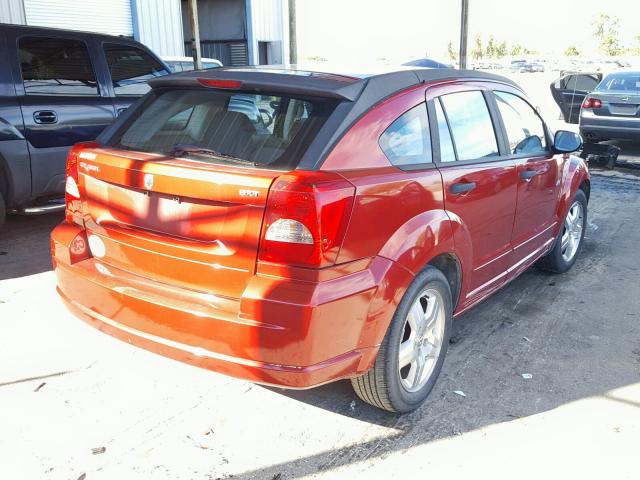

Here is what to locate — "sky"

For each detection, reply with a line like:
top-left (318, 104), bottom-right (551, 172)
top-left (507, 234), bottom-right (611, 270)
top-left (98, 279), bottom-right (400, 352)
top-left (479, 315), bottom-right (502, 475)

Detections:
top-left (296, 0), bottom-right (640, 63)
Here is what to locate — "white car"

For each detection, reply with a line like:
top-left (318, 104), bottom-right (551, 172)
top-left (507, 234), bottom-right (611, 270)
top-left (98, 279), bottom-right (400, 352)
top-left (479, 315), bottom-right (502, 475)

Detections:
top-left (162, 55), bottom-right (223, 72)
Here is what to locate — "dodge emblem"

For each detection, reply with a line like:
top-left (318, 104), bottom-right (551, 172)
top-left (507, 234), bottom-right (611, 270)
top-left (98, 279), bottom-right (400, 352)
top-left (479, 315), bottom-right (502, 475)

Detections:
top-left (144, 173), bottom-right (154, 190)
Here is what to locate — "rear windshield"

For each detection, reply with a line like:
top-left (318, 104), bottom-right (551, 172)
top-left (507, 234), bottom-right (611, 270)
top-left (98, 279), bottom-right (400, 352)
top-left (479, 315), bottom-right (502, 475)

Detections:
top-left (600, 73), bottom-right (640, 92)
top-left (108, 88), bottom-right (338, 169)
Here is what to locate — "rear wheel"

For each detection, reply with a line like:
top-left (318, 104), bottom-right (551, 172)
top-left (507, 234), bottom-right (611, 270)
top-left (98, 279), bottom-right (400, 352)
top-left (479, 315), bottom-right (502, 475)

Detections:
top-left (351, 266), bottom-right (452, 413)
top-left (537, 189), bottom-right (587, 273)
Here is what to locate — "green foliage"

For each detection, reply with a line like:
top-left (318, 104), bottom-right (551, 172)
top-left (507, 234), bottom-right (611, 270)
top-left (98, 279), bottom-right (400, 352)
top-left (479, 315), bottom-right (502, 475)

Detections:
top-left (593, 13), bottom-right (622, 56)
top-left (447, 41), bottom-right (458, 61)
top-left (471, 35), bottom-right (484, 60)
top-left (564, 45), bottom-right (580, 57)
top-left (485, 36), bottom-right (497, 58)
top-left (510, 43), bottom-right (524, 56)
top-left (496, 41), bottom-right (508, 58)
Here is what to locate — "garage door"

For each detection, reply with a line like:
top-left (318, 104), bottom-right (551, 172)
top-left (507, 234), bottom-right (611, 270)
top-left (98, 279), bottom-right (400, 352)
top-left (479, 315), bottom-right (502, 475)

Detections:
top-left (24, 0), bottom-right (133, 37)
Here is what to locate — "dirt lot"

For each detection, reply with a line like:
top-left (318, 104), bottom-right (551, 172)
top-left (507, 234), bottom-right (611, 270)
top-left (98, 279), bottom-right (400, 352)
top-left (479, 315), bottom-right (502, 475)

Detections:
top-left (1, 107), bottom-right (640, 477)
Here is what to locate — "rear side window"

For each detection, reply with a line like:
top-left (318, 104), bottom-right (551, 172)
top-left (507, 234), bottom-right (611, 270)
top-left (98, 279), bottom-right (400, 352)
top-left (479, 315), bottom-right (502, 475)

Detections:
top-left (109, 88), bottom-right (337, 170)
top-left (379, 104), bottom-right (432, 168)
top-left (439, 91), bottom-right (499, 161)
top-left (494, 91), bottom-right (547, 155)
top-left (563, 75), bottom-right (599, 92)
top-left (19, 36), bottom-right (98, 96)
top-left (103, 43), bottom-right (169, 96)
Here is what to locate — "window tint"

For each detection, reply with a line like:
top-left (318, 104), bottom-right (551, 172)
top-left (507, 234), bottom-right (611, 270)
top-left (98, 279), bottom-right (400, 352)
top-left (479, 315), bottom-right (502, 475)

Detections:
top-left (110, 89), bottom-right (337, 170)
top-left (19, 36), bottom-right (98, 96)
top-left (439, 91), bottom-right (499, 161)
top-left (564, 75), bottom-right (599, 92)
top-left (494, 91), bottom-right (547, 155)
top-left (601, 73), bottom-right (640, 92)
top-left (103, 43), bottom-right (168, 96)
top-left (379, 104), bottom-right (432, 167)
top-left (434, 99), bottom-right (456, 163)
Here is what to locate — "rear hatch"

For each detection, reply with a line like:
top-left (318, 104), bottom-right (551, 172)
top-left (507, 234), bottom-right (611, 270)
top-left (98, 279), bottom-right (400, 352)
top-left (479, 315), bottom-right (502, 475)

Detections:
top-left (80, 147), bottom-right (278, 298)
top-left (79, 84), bottom-right (341, 298)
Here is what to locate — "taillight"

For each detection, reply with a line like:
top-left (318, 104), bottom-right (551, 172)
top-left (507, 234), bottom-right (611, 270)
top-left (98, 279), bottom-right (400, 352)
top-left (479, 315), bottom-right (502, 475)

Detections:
top-left (65, 141), bottom-right (99, 224)
top-left (582, 97), bottom-right (602, 109)
top-left (258, 171), bottom-right (355, 268)
top-left (197, 78), bottom-right (243, 89)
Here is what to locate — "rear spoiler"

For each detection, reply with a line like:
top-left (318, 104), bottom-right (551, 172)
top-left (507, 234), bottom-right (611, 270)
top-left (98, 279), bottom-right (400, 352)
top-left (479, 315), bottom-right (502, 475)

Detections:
top-left (149, 68), bottom-right (367, 102)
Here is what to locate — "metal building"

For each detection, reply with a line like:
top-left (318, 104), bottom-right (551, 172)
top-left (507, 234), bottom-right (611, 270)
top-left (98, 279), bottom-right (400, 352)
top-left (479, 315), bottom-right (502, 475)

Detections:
top-left (0, 0), bottom-right (288, 66)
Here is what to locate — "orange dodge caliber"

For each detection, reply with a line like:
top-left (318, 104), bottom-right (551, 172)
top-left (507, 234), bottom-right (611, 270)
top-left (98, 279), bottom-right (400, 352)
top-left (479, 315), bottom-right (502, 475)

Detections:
top-left (52, 67), bottom-right (589, 412)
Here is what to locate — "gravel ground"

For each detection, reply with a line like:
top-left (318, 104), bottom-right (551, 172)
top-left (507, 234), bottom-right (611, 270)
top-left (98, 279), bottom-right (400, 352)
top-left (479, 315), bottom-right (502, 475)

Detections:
top-left (1, 76), bottom-right (639, 478)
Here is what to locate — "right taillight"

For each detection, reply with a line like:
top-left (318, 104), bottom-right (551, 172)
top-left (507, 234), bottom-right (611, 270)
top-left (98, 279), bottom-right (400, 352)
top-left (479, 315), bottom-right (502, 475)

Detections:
top-left (65, 141), bottom-right (99, 224)
top-left (582, 97), bottom-right (602, 109)
top-left (258, 171), bottom-right (355, 268)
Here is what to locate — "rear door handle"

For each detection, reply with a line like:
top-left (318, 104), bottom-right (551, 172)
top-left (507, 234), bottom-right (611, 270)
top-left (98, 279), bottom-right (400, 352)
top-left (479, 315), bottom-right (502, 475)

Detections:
top-left (450, 182), bottom-right (476, 194)
top-left (33, 110), bottom-right (58, 124)
top-left (519, 170), bottom-right (539, 180)
top-left (117, 107), bottom-right (128, 116)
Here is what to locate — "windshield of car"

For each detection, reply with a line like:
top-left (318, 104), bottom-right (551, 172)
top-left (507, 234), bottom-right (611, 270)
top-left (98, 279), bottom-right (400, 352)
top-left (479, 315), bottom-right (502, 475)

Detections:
top-left (108, 88), bottom-right (338, 169)
top-left (599, 73), bottom-right (640, 92)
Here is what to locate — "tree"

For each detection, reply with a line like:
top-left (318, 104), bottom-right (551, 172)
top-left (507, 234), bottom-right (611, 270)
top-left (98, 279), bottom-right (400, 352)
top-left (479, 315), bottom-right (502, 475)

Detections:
top-left (593, 13), bottom-right (622, 56)
top-left (485, 36), bottom-right (497, 58)
top-left (496, 41), bottom-right (508, 58)
top-left (564, 45), bottom-right (580, 57)
top-left (471, 35), bottom-right (484, 60)
top-left (447, 41), bottom-right (458, 61)
top-left (510, 43), bottom-right (524, 56)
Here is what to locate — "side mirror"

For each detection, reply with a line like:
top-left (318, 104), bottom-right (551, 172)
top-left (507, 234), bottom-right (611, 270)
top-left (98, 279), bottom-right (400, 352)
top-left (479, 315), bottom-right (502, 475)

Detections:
top-left (553, 130), bottom-right (583, 153)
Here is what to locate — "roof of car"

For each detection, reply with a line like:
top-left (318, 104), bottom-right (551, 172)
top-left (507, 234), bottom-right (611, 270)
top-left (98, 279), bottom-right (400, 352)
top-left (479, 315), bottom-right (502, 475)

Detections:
top-left (0, 22), bottom-right (139, 42)
top-left (151, 64), bottom-right (519, 102)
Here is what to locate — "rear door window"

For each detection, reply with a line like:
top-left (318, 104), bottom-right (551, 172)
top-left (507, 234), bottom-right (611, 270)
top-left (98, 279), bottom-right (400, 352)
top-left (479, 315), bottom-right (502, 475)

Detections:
top-left (439, 91), bottom-right (499, 161)
top-left (19, 36), bottom-right (98, 96)
top-left (379, 104), bottom-right (432, 168)
top-left (103, 43), bottom-right (169, 96)
top-left (434, 99), bottom-right (456, 163)
top-left (110, 89), bottom-right (337, 169)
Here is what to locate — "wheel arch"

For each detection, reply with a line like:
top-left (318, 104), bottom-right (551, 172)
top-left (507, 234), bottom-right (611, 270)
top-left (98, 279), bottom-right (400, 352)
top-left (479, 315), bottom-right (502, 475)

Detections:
top-left (427, 253), bottom-right (462, 311)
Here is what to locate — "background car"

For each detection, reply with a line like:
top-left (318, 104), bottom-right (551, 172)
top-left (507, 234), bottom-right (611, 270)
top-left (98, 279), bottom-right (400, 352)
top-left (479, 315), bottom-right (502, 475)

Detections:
top-left (550, 71), bottom-right (603, 123)
top-left (402, 58), bottom-right (453, 69)
top-left (52, 66), bottom-right (589, 414)
top-left (162, 55), bottom-right (223, 72)
top-left (0, 24), bottom-right (171, 229)
top-left (579, 71), bottom-right (640, 142)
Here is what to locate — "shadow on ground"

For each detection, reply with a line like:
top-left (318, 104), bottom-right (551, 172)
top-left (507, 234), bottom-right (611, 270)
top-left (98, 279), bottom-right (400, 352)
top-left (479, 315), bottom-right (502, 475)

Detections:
top-left (0, 212), bottom-right (63, 280)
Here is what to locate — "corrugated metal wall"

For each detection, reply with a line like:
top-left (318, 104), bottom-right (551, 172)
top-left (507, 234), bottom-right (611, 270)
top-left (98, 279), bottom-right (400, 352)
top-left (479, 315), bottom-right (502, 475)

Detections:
top-left (249, 0), bottom-right (283, 42)
top-left (132, 0), bottom-right (184, 56)
top-left (0, 0), bottom-right (26, 25)
top-left (22, 0), bottom-right (133, 36)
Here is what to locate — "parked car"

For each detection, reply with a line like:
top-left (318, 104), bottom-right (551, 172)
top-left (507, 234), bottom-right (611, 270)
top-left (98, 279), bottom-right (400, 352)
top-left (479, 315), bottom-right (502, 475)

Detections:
top-left (51, 67), bottom-right (589, 413)
top-left (578, 71), bottom-right (640, 142)
top-left (162, 55), bottom-right (223, 72)
top-left (402, 58), bottom-right (453, 69)
top-left (0, 24), bottom-right (171, 229)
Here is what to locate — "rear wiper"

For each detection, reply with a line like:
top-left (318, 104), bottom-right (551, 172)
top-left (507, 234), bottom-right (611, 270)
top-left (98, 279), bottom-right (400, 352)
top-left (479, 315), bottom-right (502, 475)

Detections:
top-left (168, 144), bottom-right (258, 166)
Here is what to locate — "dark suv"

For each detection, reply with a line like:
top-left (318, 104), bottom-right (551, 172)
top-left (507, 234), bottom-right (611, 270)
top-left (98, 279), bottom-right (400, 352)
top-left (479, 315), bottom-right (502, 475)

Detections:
top-left (0, 24), bottom-right (171, 229)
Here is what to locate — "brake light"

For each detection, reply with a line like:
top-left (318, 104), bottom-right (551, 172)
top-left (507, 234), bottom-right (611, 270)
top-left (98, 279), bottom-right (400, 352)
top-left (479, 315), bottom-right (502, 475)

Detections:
top-left (65, 141), bottom-right (99, 224)
top-left (258, 171), bottom-right (355, 268)
top-left (582, 97), bottom-right (602, 109)
top-left (197, 78), bottom-right (243, 89)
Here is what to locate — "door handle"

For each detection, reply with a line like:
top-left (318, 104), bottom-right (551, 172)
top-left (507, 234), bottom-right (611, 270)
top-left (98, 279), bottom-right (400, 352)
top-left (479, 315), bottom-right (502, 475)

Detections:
top-left (116, 107), bottom-right (128, 116)
top-left (450, 182), bottom-right (476, 194)
top-left (519, 170), bottom-right (539, 180)
top-left (33, 110), bottom-right (58, 124)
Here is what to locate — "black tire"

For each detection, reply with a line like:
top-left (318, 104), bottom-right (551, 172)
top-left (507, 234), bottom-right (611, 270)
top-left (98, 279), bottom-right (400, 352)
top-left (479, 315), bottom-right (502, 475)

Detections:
top-left (537, 189), bottom-right (587, 273)
top-left (0, 192), bottom-right (5, 231)
top-left (351, 266), bottom-right (452, 413)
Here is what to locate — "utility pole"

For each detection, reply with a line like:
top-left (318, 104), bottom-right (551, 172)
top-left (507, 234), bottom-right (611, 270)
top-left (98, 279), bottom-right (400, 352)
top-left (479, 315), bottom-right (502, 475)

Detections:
top-left (289, 0), bottom-right (297, 64)
top-left (188, 0), bottom-right (202, 70)
top-left (459, 0), bottom-right (469, 69)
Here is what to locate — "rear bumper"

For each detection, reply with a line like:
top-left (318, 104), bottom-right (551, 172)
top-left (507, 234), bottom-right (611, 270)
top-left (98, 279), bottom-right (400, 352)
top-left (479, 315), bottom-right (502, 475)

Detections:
top-left (580, 113), bottom-right (640, 140)
top-left (51, 223), bottom-right (392, 388)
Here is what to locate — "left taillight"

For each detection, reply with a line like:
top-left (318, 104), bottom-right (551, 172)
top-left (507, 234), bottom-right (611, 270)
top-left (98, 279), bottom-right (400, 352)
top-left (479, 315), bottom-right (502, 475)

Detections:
top-left (65, 141), bottom-right (99, 224)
